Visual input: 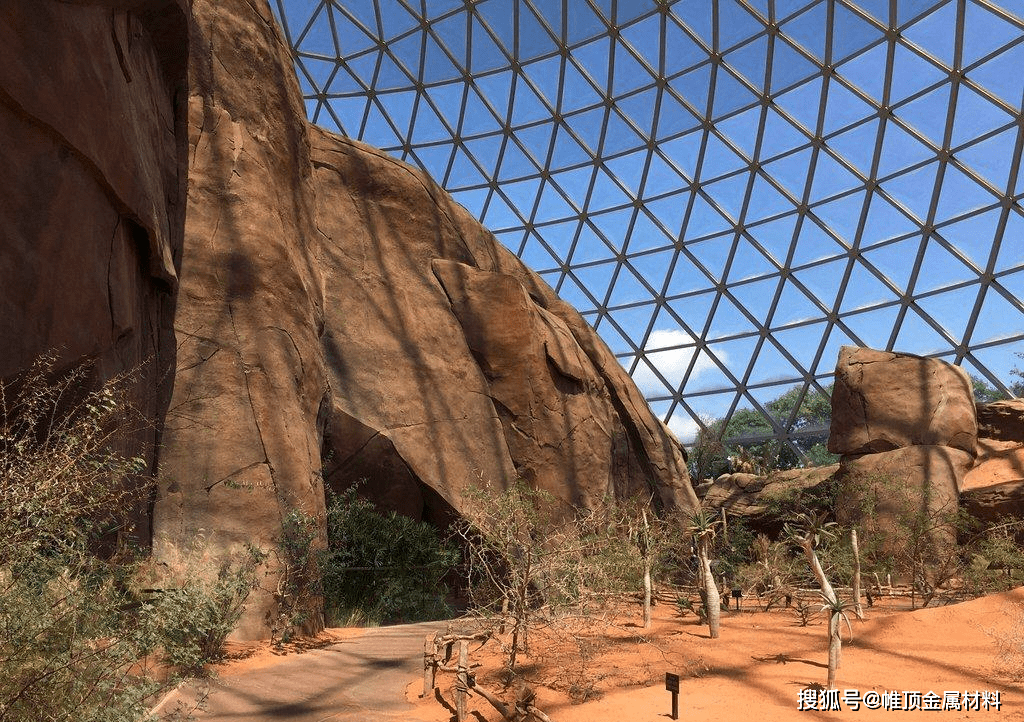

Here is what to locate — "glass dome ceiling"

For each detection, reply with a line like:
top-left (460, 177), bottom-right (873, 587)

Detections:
top-left (272, 0), bottom-right (1024, 454)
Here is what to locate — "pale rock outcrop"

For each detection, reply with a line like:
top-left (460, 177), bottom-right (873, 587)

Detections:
top-left (829, 346), bottom-right (977, 456)
top-left (976, 398), bottom-right (1024, 443)
top-left (700, 465), bottom-right (838, 534)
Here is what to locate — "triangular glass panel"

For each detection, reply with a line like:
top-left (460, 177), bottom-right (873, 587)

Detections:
top-left (825, 118), bottom-right (879, 177)
top-left (767, 321), bottom-right (828, 372)
top-left (684, 192), bottom-right (735, 239)
top-left (877, 120), bottom-right (936, 177)
top-left (666, 251), bottom-right (716, 295)
top-left (916, 285), bottom-right (979, 341)
top-left (607, 304), bottom-right (659, 348)
top-left (298, 56), bottom-right (337, 91)
top-left (935, 164), bottom-right (1000, 222)
top-left (809, 152), bottom-right (864, 203)
top-left (699, 131), bottom-right (750, 180)
top-left (879, 162), bottom-right (939, 222)
top-left (534, 180), bottom-right (577, 223)
top-left (589, 207), bottom-right (632, 252)
top-left (729, 235), bottom-right (780, 280)
top-left (686, 232), bottom-right (735, 281)
top-left (712, 66), bottom-right (761, 120)
top-left (703, 171), bottom-right (751, 223)
top-left (550, 125), bottom-right (595, 168)
top-left (967, 44), bottom-right (1025, 111)
top-left (862, 191), bottom-right (919, 243)
top-left (497, 176), bottom-right (539, 212)
top-left (511, 77), bottom-right (553, 126)
top-left (644, 190), bottom-right (690, 238)
top-left (378, 0), bottom-right (418, 39)
top-left (519, 233), bottom-right (561, 271)
top-left (962, 0), bottom-right (1025, 68)
top-left (835, 41), bottom-right (889, 105)
top-left (498, 136), bottom-right (541, 180)
top-left (617, 88), bottom-right (659, 137)
top-left (565, 0), bottom-right (607, 45)
top-left (916, 235), bottom-right (984, 293)
top-left (956, 128), bottom-right (1018, 194)
top-left (672, 63), bottom-right (714, 116)
top-left (901, 0), bottom-right (957, 67)
top-left (558, 271), bottom-right (601, 312)
top-left (657, 90), bottom-right (703, 140)
top-left (667, 289), bottom-right (719, 336)
top-left (812, 191), bottom-right (865, 243)
top-left (892, 83), bottom-right (952, 151)
top-left (935, 208), bottom-right (1001, 272)
top-left (523, 55), bottom-right (564, 109)
top-left (572, 36), bottom-right (613, 89)
top-left (447, 146), bottom-right (488, 189)
top-left (746, 173), bottom-right (798, 222)
top-left (605, 149), bottom-right (649, 198)
top-left (780, 1), bottom-right (827, 62)
top-left (773, 277), bottom-right (826, 326)
top-left (724, 35), bottom-right (770, 90)
top-left (602, 109), bottom-right (650, 156)
top-left (770, 37), bottom-right (822, 94)
top-left (613, 40), bottom-right (656, 96)
top-left (747, 213), bottom-right (800, 265)
top-left (762, 147), bottom-right (812, 199)
top-left (409, 142), bottom-right (453, 182)
top-left (570, 220), bottom-right (616, 263)
top-left (659, 130), bottom-right (703, 180)
top-left (718, 0), bottom-right (765, 49)
top-left (822, 77), bottom-right (878, 136)
top-left (422, 38), bottom-right (462, 84)
top-left (839, 260), bottom-right (897, 312)
top-left (748, 340), bottom-right (806, 386)
top-left (630, 353), bottom-right (678, 396)
top-left (608, 267), bottom-right (655, 307)
top-left (535, 219), bottom-right (577, 262)
top-left (513, 123), bottom-right (555, 166)
top-left (484, 188), bottom-right (526, 231)
top-left (716, 106), bottom-right (763, 160)
top-left (707, 336), bottom-right (759, 384)
top-left (839, 303), bottom-right (901, 351)
top-left (996, 215), bottom-right (1024, 271)
top-left (729, 274), bottom-right (781, 317)
top-left (709, 291), bottom-right (759, 339)
top-left (951, 83), bottom-right (1016, 150)
top-left (760, 106), bottom-right (811, 160)
top-left (589, 167), bottom-right (633, 209)
top-left (570, 260), bottom-right (619, 303)
top-left (889, 42), bottom-right (948, 103)
top-left (470, 17), bottom-right (510, 73)
top-left (893, 306), bottom-right (954, 355)
top-left (792, 255), bottom-right (848, 307)
top-left (376, 90), bottom-right (418, 136)
top-left (627, 211), bottom-right (676, 254)
top-left (462, 133), bottom-right (504, 173)
top-left (431, 11), bottom-right (470, 64)
top-left (831, 3), bottom-right (885, 64)
top-left (861, 235), bottom-right (921, 290)
top-left (674, 3), bottom-right (713, 53)
top-left (517, 3), bottom-right (557, 59)
top-left (628, 248), bottom-right (678, 293)
top-left (774, 77), bottom-right (823, 134)
top-left (561, 59), bottom-right (605, 114)
top-left (643, 151), bottom-right (691, 198)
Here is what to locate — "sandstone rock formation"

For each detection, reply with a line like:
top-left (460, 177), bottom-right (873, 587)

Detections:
top-left (976, 398), bottom-right (1024, 443)
top-left (699, 465), bottom-right (838, 535)
top-left (147, 0), bottom-right (696, 636)
top-left (0, 0), bottom-right (189, 538)
top-left (829, 346), bottom-right (977, 456)
top-left (310, 130), bottom-right (697, 522)
top-left (962, 398), bottom-right (1023, 526)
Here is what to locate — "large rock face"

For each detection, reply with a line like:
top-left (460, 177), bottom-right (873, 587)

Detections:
top-left (829, 346), bottom-right (977, 456)
top-left (0, 0), bottom-right (189, 538)
top-left (152, 0), bottom-right (331, 637)
top-left (310, 131), bottom-right (696, 520)
top-left (145, 0), bottom-right (696, 637)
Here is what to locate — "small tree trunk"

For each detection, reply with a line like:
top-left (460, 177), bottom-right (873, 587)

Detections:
top-left (698, 536), bottom-right (720, 638)
top-left (827, 612), bottom-right (841, 689)
top-left (642, 509), bottom-right (652, 629)
top-left (851, 528), bottom-right (864, 620)
top-left (800, 536), bottom-right (837, 606)
top-left (422, 634), bottom-right (437, 697)
top-left (456, 641), bottom-right (468, 722)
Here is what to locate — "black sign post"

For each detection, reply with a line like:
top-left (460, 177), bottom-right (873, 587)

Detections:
top-left (665, 672), bottom-right (680, 720)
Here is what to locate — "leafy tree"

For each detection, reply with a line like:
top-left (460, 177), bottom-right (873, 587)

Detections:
top-left (320, 486), bottom-right (459, 626)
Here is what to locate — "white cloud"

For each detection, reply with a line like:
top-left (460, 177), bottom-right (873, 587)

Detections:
top-left (665, 413), bottom-right (700, 444)
top-left (630, 328), bottom-right (724, 396)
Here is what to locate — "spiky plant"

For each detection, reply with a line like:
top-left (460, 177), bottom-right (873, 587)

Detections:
top-left (687, 509), bottom-right (723, 639)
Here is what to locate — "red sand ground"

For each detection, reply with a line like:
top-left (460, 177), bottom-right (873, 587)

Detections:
top-left (212, 588), bottom-right (1023, 722)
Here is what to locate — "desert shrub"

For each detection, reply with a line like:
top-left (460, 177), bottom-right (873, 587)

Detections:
top-left (321, 486), bottom-right (458, 626)
top-left (0, 356), bottom-right (161, 720)
top-left (144, 544), bottom-right (265, 672)
top-left (270, 508), bottom-right (322, 643)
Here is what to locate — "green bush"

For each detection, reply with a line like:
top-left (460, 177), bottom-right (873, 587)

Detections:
top-left (320, 486), bottom-right (458, 625)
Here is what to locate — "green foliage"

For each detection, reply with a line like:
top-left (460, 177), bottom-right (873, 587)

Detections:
top-left (320, 486), bottom-right (458, 626)
top-left (271, 508), bottom-right (322, 642)
top-left (0, 357), bottom-right (160, 720)
top-left (145, 544), bottom-right (265, 673)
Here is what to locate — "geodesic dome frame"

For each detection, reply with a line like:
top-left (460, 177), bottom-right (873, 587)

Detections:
top-left (272, 0), bottom-right (1024, 458)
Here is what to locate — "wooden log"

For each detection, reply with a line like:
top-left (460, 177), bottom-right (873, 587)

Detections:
top-left (467, 678), bottom-right (512, 720)
top-left (422, 634), bottom-right (437, 698)
top-left (456, 640), bottom-right (468, 722)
